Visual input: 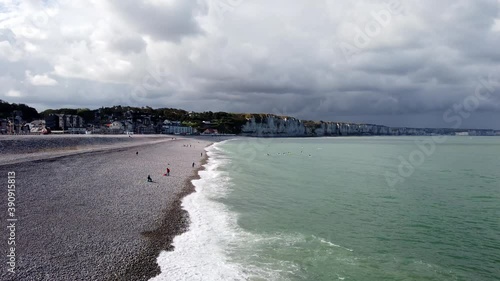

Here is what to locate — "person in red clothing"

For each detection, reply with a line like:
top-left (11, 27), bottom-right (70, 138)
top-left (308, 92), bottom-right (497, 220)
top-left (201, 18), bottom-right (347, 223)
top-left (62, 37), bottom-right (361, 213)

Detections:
top-left (166, 168), bottom-right (170, 176)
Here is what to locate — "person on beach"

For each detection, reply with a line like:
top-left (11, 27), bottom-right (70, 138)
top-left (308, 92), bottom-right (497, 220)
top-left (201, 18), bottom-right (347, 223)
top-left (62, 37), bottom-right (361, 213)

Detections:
top-left (192, 162), bottom-right (195, 168)
top-left (166, 168), bottom-right (170, 176)
top-left (136, 151), bottom-right (138, 155)
top-left (147, 175), bottom-right (153, 182)
top-left (201, 152), bottom-right (203, 157)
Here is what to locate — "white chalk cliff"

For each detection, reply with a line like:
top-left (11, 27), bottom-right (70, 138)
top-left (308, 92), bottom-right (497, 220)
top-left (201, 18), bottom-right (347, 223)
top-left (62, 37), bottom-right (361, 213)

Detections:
top-left (239, 115), bottom-right (468, 137)
top-left (241, 116), bottom-right (307, 136)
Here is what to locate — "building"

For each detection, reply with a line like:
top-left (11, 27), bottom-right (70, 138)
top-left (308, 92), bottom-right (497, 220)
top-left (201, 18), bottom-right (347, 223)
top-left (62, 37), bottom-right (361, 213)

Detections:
top-left (162, 125), bottom-right (195, 135)
top-left (107, 121), bottom-right (125, 134)
top-left (201, 128), bottom-right (219, 135)
top-left (161, 120), bottom-right (195, 135)
top-left (64, 115), bottom-right (84, 129)
top-left (29, 120), bottom-right (46, 133)
top-left (45, 114), bottom-right (84, 131)
top-left (112, 120), bottom-right (135, 133)
top-left (136, 124), bottom-right (156, 134)
top-left (124, 120), bottom-right (134, 133)
top-left (0, 119), bottom-right (7, 134)
top-left (163, 120), bottom-right (181, 126)
top-left (44, 114), bottom-right (59, 130)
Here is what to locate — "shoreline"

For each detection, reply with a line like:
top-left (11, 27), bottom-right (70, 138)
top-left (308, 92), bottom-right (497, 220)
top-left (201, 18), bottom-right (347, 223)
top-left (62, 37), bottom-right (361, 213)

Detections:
top-left (0, 137), bottom-right (215, 280)
top-left (111, 150), bottom-right (210, 281)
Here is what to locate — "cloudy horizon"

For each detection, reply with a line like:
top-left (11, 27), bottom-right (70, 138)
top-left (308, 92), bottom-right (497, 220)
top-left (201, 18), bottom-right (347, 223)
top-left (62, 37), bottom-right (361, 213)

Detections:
top-left (0, 0), bottom-right (499, 129)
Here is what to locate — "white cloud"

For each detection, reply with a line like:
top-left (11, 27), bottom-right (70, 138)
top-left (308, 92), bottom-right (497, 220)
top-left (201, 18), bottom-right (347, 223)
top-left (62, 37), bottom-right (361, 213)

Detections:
top-left (492, 19), bottom-right (500, 31)
top-left (6, 89), bottom-right (22, 97)
top-left (25, 71), bottom-right (58, 86)
top-left (0, 41), bottom-right (23, 61)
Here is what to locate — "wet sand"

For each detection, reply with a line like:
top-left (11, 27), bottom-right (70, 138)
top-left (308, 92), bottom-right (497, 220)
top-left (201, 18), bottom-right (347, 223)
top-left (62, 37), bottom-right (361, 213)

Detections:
top-left (0, 136), bottom-right (213, 280)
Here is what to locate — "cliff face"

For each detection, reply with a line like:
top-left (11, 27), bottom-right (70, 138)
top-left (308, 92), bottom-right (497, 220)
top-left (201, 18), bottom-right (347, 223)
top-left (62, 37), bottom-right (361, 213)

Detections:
top-left (240, 115), bottom-right (391, 137)
top-left (241, 116), bottom-right (307, 136)
top-left (240, 115), bottom-right (374, 137)
top-left (239, 115), bottom-right (472, 137)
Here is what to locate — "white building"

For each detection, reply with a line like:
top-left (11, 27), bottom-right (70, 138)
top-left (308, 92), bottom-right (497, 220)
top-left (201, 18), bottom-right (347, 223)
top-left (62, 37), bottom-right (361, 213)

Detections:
top-left (29, 120), bottom-right (45, 133)
top-left (162, 125), bottom-right (195, 135)
top-left (107, 121), bottom-right (125, 134)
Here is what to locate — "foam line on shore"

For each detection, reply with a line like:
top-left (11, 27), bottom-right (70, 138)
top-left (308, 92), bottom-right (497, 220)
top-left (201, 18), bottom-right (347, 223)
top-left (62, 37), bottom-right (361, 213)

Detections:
top-left (149, 142), bottom-right (250, 281)
top-left (1, 137), bottom-right (213, 280)
top-left (148, 140), bottom-right (304, 281)
top-left (106, 140), bottom-right (216, 281)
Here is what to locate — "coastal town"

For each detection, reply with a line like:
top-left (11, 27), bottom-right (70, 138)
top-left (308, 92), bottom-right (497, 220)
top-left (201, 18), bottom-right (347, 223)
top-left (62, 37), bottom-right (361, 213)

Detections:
top-left (0, 101), bottom-right (220, 136)
top-left (1, 100), bottom-right (499, 137)
top-left (1, 113), bottom-right (209, 135)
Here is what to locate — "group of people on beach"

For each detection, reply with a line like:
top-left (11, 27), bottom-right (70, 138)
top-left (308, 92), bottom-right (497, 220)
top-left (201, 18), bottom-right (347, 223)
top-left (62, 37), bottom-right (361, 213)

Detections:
top-left (144, 143), bottom-right (201, 183)
top-left (148, 165), bottom-right (171, 182)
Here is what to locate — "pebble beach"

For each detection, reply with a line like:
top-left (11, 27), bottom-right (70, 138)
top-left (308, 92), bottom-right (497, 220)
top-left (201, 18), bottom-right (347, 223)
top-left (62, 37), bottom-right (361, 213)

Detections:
top-left (0, 135), bottom-right (216, 280)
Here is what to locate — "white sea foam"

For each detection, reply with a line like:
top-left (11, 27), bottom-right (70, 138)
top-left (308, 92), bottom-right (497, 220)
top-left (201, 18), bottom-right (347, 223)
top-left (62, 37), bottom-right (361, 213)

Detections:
top-left (315, 236), bottom-right (354, 252)
top-left (149, 141), bottom-right (303, 281)
top-left (149, 143), bottom-right (248, 281)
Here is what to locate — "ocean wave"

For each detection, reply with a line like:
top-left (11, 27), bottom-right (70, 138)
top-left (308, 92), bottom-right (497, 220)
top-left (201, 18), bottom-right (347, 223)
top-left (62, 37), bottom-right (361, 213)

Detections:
top-left (149, 144), bottom-right (247, 281)
top-left (149, 143), bottom-right (289, 281)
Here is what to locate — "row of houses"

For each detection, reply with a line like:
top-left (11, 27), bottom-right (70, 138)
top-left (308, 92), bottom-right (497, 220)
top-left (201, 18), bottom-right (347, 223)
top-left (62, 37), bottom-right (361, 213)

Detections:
top-left (100, 119), bottom-right (197, 135)
top-left (37, 114), bottom-right (203, 135)
top-left (0, 110), bottom-right (25, 134)
top-left (455, 130), bottom-right (498, 136)
top-left (1, 118), bottom-right (44, 134)
top-left (0, 114), bottom-right (206, 135)
top-left (3, 112), bottom-right (498, 136)
top-left (45, 114), bottom-right (84, 131)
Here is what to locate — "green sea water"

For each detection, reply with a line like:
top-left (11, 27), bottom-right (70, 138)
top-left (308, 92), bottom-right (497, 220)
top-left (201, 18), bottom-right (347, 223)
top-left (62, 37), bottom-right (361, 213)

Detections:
top-left (209, 136), bottom-right (500, 281)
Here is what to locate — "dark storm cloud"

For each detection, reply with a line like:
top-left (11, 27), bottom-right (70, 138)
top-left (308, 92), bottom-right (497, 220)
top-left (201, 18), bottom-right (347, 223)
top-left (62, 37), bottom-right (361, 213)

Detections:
top-left (1, 0), bottom-right (499, 129)
top-left (176, 0), bottom-right (499, 127)
top-left (107, 0), bottom-right (204, 42)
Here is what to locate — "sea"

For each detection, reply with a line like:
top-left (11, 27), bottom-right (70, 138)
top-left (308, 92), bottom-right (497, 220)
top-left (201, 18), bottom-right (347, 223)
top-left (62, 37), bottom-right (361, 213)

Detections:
top-left (151, 136), bottom-right (500, 281)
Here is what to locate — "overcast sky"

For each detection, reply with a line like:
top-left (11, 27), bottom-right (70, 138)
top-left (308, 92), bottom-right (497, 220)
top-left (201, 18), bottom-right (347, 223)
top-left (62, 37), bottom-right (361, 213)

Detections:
top-left (0, 0), bottom-right (499, 129)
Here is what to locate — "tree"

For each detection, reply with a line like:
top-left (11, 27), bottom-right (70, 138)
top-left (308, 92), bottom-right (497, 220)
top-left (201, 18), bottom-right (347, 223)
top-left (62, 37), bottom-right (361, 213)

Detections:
top-left (76, 108), bottom-right (95, 123)
top-left (0, 100), bottom-right (40, 121)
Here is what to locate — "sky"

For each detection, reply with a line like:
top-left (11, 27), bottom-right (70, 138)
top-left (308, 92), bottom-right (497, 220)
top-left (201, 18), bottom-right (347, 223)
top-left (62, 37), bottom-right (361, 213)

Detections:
top-left (0, 0), bottom-right (499, 129)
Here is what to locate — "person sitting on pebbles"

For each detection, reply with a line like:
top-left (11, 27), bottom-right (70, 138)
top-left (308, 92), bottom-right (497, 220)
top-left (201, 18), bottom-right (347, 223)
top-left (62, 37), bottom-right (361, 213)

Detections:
top-left (147, 175), bottom-right (153, 182)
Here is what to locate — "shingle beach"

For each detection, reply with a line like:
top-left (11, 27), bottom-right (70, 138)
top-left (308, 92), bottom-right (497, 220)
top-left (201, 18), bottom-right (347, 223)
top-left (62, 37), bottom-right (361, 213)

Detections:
top-left (0, 135), bottom-right (218, 281)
